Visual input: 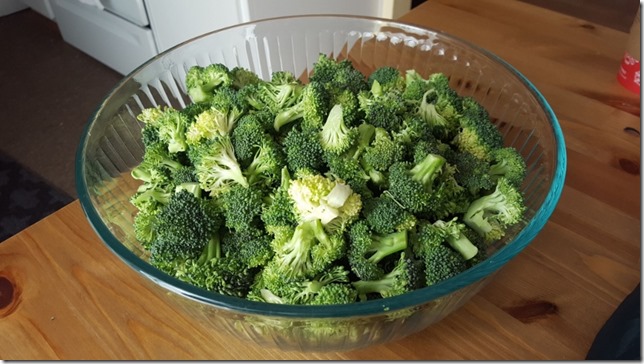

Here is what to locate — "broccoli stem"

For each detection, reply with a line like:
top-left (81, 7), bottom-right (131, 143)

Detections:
top-left (445, 233), bottom-right (478, 260)
top-left (367, 230), bottom-right (407, 263)
top-left (196, 235), bottom-right (221, 265)
top-left (409, 153), bottom-right (445, 188)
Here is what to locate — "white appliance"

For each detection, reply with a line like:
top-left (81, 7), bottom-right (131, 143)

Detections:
top-left (46, 0), bottom-right (410, 75)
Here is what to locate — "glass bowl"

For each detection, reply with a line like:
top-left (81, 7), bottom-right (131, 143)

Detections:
top-left (76, 15), bottom-right (566, 352)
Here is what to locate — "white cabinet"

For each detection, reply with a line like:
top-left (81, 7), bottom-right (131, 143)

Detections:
top-left (50, 0), bottom-right (157, 75)
top-left (21, 0), bottom-right (54, 19)
top-left (50, 0), bottom-right (411, 75)
top-left (144, 0), bottom-right (245, 53)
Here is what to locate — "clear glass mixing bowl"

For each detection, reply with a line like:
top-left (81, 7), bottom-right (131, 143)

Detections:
top-left (76, 15), bottom-right (566, 352)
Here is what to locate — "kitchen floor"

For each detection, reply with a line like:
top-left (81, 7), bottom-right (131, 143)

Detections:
top-left (0, 0), bottom-right (639, 198)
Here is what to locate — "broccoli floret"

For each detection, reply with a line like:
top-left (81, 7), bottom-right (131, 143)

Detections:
top-left (282, 126), bottom-right (326, 173)
top-left (452, 96), bottom-right (504, 161)
top-left (450, 150), bottom-right (495, 196)
top-left (423, 244), bottom-right (468, 286)
top-left (386, 153), bottom-right (446, 213)
top-left (361, 194), bottom-right (417, 235)
top-left (230, 66), bottom-right (262, 90)
top-left (348, 220), bottom-right (408, 280)
top-left (489, 147), bottom-right (527, 187)
top-left (185, 108), bottom-right (233, 145)
top-left (218, 184), bottom-right (265, 232)
top-left (188, 136), bottom-right (249, 195)
top-left (261, 167), bottom-right (298, 234)
top-left (174, 236), bottom-right (256, 298)
top-left (368, 66), bottom-right (405, 93)
top-left (402, 72), bottom-right (461, 140)
top-left (185, 63), bottom-right (232, 103)
top-left (319, 103), bottom-right (359, 155)
top-left (361, 127), bottom-right (404, 172)
top-left (273, 80), bottom-right (330, 131)
top-left (222, 227), bottom-right (274, 268)
top-left (150, 190), bottom-right (222, 263)
top-left (358, 81), bottom-right (407, 132)
top-left (231, 112), bottom-right (269, 164)
top-left (259, 71), bottom-right (304, 115)
top-left (244, 137), bottom-right (286, 188)
top-left (131, 142), bottom-right (181, 189)
top-left (329, 88), bottom-right (362, 127)
top-left (132, 206), bottom-right (160, 247)
top-left (411, 218), bottom-right (479, 260)
top-left (151, 107), bottom-right (190, 154)
top-left (463, 177), bottom-right (526, 242)
top-left (393, 114), bottom-right (435, 150)
top-left (388, 152), bottom-right (469, 219)
top-left (401, 69), bottom-right (432, 102)
top-left (309, 53), bottom-right (369, 95)
top-left (185, 87), bottom-right (246, 145)
top-left (251, 264), bottom-right (356, 305)
top-left (287, 173), bottom-right (362, 233)
top-left (352, 252), bottom-right (419, 300)
top-left (271, 219), bottom-right (345, 278)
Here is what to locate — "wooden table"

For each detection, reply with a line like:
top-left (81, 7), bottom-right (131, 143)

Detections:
top-left (1, 0), bottom-right (640, 360)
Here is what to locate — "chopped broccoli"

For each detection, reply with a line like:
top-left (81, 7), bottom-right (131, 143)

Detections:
top-left (361, 127), bottom-right (404, 172)
top-left (358, 81), bottom-right (407, 132)
top-left (489, 147), bottom-right (527, 187)
top-left (282, 126), bottom-right (326, 173)
top-left (452, 96), bottom-right (504, 161)
top-left (244, 137), bottom-right (286, 188)
top-left (273, 80), bottom-right (330, 131)
top-left (271, 219), bottom-right (345, 278)
top-left (261, 167), bottom-right (298, 234)
top-left (348, 220), bottom-right (408, 280)
top-left (352, 252), bottom-right (419, 300)
top-left (130, 62), bottom-right (529, 305)
top-left (411, 218), bottom-right (479, 260)
top-left (185, 63), bottom-right (232, 103)
top-left (319, 103), bottom-right (358, 155)
top-left (423, 244), bottom-right (468, 286)
top-left (188, 136), bottom-right (248, 194)
top-left (361, 194), bottom-right (417, 235)
top-left (309, 54), bottom-right (369, 95)
top-left (368, 66), bottom-right (405, 93)
top-left (231, 112), bottom-right (272, 164)
top-left (463, 177), bottom-right (526, 242)
top-left (287, 172), bottom-right (361, 233)
top-left (150, 189), bottom-right (222, 264)
top-left (222, 227), bottom-right (274, 268)
top-left (250, 265), bottom-right (356, 305)
top-left (387, 153), bottom-right (446, 213)
top-left (230, 66), bottom-right (262, 90)
top-left (218, 184), bottom-right (265, 232)
top-left (450, 149), bottom-right (495, 196)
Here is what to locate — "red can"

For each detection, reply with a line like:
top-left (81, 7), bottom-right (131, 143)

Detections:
top-left (617, 8), bottom-right (641, 94)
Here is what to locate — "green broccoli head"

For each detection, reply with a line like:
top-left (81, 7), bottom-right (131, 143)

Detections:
top-left (452, 96), bottom-right (504, 161)
top-left (368, 66), bottom-right (405, 94)
top-left (185, 63), bottom-right (232, 103)
top-left (319, 103), bottom-right (359, 155)
top-left (463, 177), bottom-right (526, 242)
top-left (150, 190), bottom-right (222, 264)
top-left (348, 220), bottom-right (408, 281)
top-left (282, 126), bottom-right (326, 173)
top-left (489, 147), bottom-right (527, 187)
top-left (188, 136), bottom-right (249, 195)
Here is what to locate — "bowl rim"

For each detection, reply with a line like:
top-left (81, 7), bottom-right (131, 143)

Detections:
top-left (76, 14), bottom-right (567, 318)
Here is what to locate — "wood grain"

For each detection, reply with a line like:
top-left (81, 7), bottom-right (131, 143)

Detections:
top-left (0, 0), bottom-right (640, 360)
